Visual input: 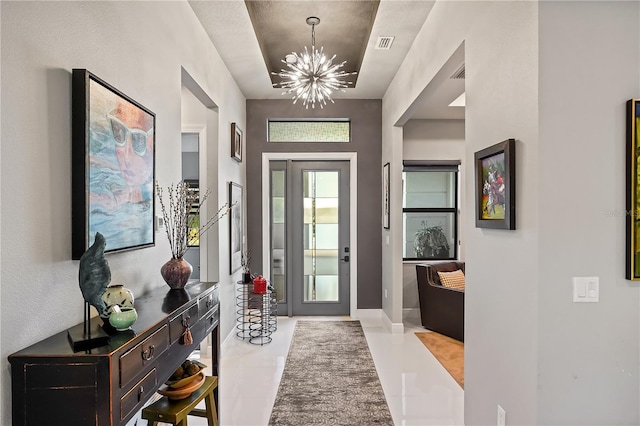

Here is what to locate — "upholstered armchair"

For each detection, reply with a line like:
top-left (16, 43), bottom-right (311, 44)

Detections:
top-left (415, 262), bottom-right (465, 342)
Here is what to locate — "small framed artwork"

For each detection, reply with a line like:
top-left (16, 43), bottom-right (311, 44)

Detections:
top-left (185, 180), bottom-right (200, 247)
top-left (229, 182), bottom-right (243, 274)
top-left (231, 123), bottom-right (242, 162)
top-left (474, 139), bottom-right (516, 230)
top-left (71, 69), bottom-right (155, 259)
top-left (383, 162), bottom-right (390, 229)
top-left (626, 99), bottom-right (640, 280)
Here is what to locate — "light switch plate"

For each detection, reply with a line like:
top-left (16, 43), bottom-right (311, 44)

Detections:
top-left (155, 215), bottom-right (164, 231)
top-left (573, 277), bottom-right (599, 302)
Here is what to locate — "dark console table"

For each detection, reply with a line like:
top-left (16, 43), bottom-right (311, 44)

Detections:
top-left (9, 281), bottom-right (219, 426)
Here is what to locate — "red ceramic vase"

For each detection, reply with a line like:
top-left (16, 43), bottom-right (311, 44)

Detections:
top-left (160, 257), bottom-right (193, 290)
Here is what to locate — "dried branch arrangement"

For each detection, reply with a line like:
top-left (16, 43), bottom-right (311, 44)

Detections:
top-left (155, 181), bottom-right (232, 259)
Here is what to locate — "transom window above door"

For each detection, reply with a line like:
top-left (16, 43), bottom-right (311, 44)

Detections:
top-left (267, 120), bottom-right (351, 142)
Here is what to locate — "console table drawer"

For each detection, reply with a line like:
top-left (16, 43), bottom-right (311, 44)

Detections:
top-left (203, 305), bottom-right (219, 335)
top-left (120, 368), bottom-right (157, 421)
top-left (169, 302), bottom-right (199, 345)
top-left (198, 288), bottom-right (218, 314)
top-left (119, 325), bottom-right (169, 388)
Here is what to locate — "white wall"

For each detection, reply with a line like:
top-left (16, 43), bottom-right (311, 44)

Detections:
top-left (386, 1), bottom-right (640, 425)
top-left (0, 2), bottom-right (4, 418)
top-left (402, 119), bottom-right (465, 311)
top-left (384, 1), bottom-right (539, 424)
top-left (537, 2), bottom-right (639, 424)
top-left (0, 2), bottom-right (245, 424)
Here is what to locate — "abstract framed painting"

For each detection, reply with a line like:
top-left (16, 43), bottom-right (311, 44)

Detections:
top-left (474, 139), bottom-right (516, 230)
top-left (231, 122), bottom-right (242, 162)
top-left (229, 182), bottom-right (243, 274)
top-left (71, 69), bottom-right (155, 259)
top-left (383, 162), bottom-right (390, 229)
top-left (185, 179), bottom-right (200, 248)
top-left (626, 99), bottom-right (640, 280)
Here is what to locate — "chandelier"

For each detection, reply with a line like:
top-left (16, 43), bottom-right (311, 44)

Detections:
top-left (272, 17), bottom-right (356, 109)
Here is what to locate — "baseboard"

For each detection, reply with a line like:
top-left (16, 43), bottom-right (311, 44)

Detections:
top-left (221, 326), bottom-right (236, 354)
top-left (403, 308), bottom-right (420, 320)
top-left (382, 311), bottom-right (405, 334)
top-left (353, 309), bottom-right (383, 319)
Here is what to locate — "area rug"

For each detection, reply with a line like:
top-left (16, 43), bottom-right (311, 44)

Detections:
top-left (268, 320), bottom-right (393, 425)
top-left (415, 331), bottom-right (464, 388)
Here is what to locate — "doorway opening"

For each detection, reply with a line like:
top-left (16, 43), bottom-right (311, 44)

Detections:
top-left (181, 132), bottom-right (200, 280)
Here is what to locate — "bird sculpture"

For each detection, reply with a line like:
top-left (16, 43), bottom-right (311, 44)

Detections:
top-left (79, 232), bottom-right (111, 317)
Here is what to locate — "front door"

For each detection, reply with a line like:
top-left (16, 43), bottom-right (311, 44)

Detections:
top-left (269, 160), bottom-right (350, 316)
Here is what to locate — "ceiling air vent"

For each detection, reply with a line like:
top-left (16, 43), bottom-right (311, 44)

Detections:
top-left (450, 63), bottom-right (465, 80)
top-left (375, 36), bottom-right (395, 50)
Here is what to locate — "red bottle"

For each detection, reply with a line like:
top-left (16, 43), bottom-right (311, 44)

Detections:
top-left (253, 275), bottom-right (267, 294)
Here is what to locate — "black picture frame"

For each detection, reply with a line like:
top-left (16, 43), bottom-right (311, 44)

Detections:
top-left (229, 182), bottom-right (243, 273)
top-left (72, 69), bottom-right (156, 259)
top-left (185, 179), bottom-right (200, 248)
top-left (626, 99), bottom-right (640, 280)
top-left (231, 123), bottom-right (242, 162)
top-left (474, 139), bottom-right (516, 230)
top-left (383, 162), bottom-right (390, 229)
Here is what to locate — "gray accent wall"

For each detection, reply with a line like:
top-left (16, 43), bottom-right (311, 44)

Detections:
top-left (246, 99), bottom-right (383, 309)
top-left (182, 138), bottom-right (199, 279)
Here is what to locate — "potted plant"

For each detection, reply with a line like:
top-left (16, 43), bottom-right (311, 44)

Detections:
top-left (413, 221), bottom-right (450, 259)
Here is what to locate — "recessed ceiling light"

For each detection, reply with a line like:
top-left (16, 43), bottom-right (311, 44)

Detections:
top-left (449, 92), bottom-right (465, 107)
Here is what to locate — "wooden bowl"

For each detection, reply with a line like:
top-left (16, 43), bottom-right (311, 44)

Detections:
top-left (165, 360), bottom-right (207, 389)
top-left (158, 373), bottom-right (205, 400)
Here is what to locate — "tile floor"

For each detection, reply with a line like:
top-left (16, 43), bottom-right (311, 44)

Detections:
top-left (151, 312), bottom-right (464, 426)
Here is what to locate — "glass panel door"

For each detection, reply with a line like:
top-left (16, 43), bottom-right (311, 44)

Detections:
top-left (291, 161), bottom-right (350, 316)
top-left (269, 160), bottom-right (350, 316)
top-left (303, 171), bottom-right (340, 302)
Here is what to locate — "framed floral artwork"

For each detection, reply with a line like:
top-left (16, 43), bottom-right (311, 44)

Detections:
top-left (474, 139), bottom-right (516, 230)
top-left (627, 99), bottom-right (640, 280)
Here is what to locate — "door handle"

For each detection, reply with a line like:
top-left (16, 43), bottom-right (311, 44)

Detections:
top-left (340, 255), bottom-right (350, 262)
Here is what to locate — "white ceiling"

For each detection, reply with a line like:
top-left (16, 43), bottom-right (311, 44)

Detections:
top-left (188, 0), bottom-right (465, 120)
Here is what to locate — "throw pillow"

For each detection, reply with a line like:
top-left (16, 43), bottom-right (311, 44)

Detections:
top-left (437, 269), bottom-right (465, 290)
